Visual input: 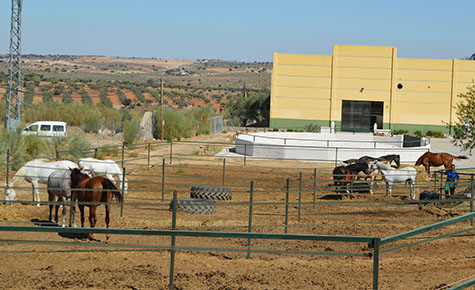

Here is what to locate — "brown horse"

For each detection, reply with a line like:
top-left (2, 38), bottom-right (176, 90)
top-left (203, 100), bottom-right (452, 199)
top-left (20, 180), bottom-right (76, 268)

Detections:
top-left (415, 152), bottom-right (468, 176)
top-left (69, 168), bottom-right (123, 241)
top-left (333, 163), bottom-right (370, 197)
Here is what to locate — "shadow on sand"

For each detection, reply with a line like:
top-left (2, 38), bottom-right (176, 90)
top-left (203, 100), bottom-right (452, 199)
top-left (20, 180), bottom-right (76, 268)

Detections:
top-left (30, 218), bottom-right (90, 240)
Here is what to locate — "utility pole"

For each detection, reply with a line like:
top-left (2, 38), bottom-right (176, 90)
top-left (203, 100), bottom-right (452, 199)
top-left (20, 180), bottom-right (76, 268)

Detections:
top-left (160, 72), bottom-right (164, 140)
top-left (5, 0), bottom-right (23, 130)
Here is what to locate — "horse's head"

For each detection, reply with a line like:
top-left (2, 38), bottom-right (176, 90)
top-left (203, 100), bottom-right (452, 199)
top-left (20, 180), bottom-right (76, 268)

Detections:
top-left (69, 167), bottom-right (88, 187)
top-left (4, 186), bottom-right (16, 205)
top-left (393, 155), bottom-right (401, 168)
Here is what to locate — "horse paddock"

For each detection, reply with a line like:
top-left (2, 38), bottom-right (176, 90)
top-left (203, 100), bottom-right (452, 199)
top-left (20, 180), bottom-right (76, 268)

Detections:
top-left (0, 157), bottom-right (473, 289)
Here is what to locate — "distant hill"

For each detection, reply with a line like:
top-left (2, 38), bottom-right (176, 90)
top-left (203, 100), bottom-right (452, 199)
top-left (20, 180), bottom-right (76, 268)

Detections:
top-left (0, 55), bottom-right (272, 111)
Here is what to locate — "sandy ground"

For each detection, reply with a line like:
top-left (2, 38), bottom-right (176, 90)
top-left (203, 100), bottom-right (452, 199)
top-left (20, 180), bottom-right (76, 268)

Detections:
top-left (0, 133), bottom-right (474, 289)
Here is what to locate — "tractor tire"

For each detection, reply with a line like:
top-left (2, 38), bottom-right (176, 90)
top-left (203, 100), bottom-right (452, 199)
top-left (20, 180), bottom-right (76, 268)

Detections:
top-left (351, 180), bottom-right (371, 193)
top-left (170, 198), bottom-right (216, 214)
top-left (190, 186), bottom-right (232, 201)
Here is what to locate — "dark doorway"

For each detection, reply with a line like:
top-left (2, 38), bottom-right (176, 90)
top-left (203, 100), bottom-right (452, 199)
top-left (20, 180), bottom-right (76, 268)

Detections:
top-left (341, 100), bottom-right (383, 132)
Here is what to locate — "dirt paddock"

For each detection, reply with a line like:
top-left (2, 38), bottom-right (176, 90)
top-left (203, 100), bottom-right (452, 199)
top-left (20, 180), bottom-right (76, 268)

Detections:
top-left (0, 154), bottom-right (474, 289)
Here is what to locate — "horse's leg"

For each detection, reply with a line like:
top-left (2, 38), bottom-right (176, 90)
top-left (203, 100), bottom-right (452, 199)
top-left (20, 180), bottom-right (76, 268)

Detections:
top-left (411, 181), bottom-right (416, 200)
top-left (79, 204), bottom-right (85, 228)
top-left (88, 205), bottom-right (98, 240)
top-left (60, 197), bottom-right (67, 227)
top-left (425, 164), bottom-right (431, 181)
top-left (386, 182), bottom-right (391, 197)
top-left (70, 201), bottom-right (77, 228)
top-left (31, 180), bottom-right (41, 206)
top-left (54, 196), bottom-right (61, 224)
top-left (48, 191), bottom-right (54, 223)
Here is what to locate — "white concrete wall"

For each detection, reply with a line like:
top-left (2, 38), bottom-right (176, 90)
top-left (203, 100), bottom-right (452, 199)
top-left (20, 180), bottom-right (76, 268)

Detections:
top-left (235, 132), bottom-right (429, 163)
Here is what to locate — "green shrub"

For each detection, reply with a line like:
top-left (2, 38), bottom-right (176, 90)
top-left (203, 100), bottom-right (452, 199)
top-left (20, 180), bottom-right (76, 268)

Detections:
top-left (123, 119), bottom-right (140, 145)
top-left (425, 130), bottom-right (444, 138)
top-left (83, 114), bottom-right (101, 133)
top-left (392, 129), bottom-right (409, 135)
top-left (154, 106), bottom-right (215, 141)
top-left (414, 130), bottom-right (422, 136)
top-left (81, 91), bottom-right (93, 106)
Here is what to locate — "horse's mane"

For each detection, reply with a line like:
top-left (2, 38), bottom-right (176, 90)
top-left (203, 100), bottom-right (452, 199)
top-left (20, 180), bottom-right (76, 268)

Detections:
top-left (346, 163), bottom-right (369, 173)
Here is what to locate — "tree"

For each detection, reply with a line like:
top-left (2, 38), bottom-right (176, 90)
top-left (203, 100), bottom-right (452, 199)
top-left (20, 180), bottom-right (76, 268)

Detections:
top-left (451, 83), bottom-right (475, 152)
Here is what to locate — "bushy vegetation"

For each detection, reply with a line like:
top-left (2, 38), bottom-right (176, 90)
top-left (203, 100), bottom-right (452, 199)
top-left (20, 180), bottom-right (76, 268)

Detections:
top-left (117, 89), bottom-right (131, 106)
top-left (425, 130), bottom-right (444, 138)
top-left (99, 89), bottom-right (113, 108)
top-left (0, 128), bottom-right (91, 170)
top-left (19, 102), bottom-right (121, 129)
top-left (122, 119), bottom-right (140, 145)
top-left (81, 91), bottom-right (93, 105)
top-left (153, 106), bottom-right (215, 141)
top-left (451, 83), bottom-right (475, 152)
top-left (225, 91), bottom-right (270, 127)
top-left (392, 129), bottom-right (409, 135)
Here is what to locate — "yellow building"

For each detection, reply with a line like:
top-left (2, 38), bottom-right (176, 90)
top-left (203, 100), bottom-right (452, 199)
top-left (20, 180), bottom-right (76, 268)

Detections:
top-left (270, 45), bottom-right (475, 134)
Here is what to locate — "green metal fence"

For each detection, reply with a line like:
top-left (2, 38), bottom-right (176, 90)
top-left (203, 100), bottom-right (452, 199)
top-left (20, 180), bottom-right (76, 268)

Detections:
top-left (0, 140), bottom-right (474, 289)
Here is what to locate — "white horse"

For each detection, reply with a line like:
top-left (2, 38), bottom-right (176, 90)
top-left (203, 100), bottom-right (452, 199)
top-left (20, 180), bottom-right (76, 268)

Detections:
top-left (47, 169), bottom-right (77, 227)
top-left (79, 158), bottom-right (128, 195)
top-left (370, 161), bottom-right (418, 200)
top-left (4, 159), bottom-right (78, 206)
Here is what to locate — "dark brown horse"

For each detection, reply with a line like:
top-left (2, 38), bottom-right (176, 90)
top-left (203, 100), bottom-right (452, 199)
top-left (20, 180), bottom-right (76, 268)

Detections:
top-left (333, 163), bottom-right (370, 196)
top-left (69, 168), bottom-right (123, 241)
top-left (415, 152), bottom-right (468, 176)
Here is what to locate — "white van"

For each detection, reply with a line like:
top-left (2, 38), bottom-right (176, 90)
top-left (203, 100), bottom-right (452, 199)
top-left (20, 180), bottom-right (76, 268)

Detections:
top-left (22, 121), bottom-right (67, 137)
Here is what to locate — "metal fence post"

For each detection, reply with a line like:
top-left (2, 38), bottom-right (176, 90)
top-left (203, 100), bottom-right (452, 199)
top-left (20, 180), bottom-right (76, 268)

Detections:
top-left (120, 167), bottom-right (125, 217)
top-left (169, 141), bottom-right (173, 165)
top-left (313, 168), bottom-right (317, 209)
top-left (147, 143), bottom-right (151, 169)
top-left (69, 190), bottom-right (75, 227)
top-left (222, 158), bottom-right (226, 186)
top-left (169, 190), bottom-right (177, 290)
top-left (94, 148), bottom-right (97, 159)
top-left (247, 181), bottom-right (254, 259)
top-left (335, 148), bottom-right (338, 167)
top-left (244, 144), bottom-right (247, 166)
top-left (121, 144), bottom-right (125, 169)
top-left (162, 159), bottom-right (166, 201)
top-left (55, 150), bottom-right (59, 161)
top-left (5, 149), bottom-right (10, 205)
top-left (372, 237), bottom-right (381, 290)
top-left (298, 172), bottom-right (302, 222)
top-left (471, 175), bottom-right (474, 226)
top-left (432, 172), bottom-right (437, 192)
top-left (285, 178), bottom-right (290, 234)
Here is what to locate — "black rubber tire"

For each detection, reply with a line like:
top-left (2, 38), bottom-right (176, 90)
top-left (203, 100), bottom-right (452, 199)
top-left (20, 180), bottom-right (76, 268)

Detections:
top-left (171, 198), bottom-right (216, 214)
top-left (190, 186), bottom-right (232, 201)
top-left (351, 181), bottom-right (371, 193)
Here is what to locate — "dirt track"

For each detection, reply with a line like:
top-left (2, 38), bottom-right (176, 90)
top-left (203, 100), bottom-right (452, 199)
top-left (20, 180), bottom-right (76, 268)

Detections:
top-left (0, 134), bottom-right (474, 289)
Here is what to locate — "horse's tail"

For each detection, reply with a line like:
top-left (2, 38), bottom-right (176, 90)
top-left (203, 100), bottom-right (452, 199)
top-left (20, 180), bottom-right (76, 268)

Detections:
top-left (453, 155), bottom-right (468, 160)
top-left (101, 178), bottom-right (123, 203)
top-left (415, 152), bottom-right (427, 167)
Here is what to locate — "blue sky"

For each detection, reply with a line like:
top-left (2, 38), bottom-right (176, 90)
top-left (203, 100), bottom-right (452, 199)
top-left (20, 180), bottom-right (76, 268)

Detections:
top-left (1, 0), bottom-right (474, 61)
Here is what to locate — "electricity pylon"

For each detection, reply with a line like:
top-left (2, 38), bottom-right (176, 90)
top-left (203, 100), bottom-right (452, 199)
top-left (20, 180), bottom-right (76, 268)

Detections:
top-left (5, 0), bottom-right (23, 130)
